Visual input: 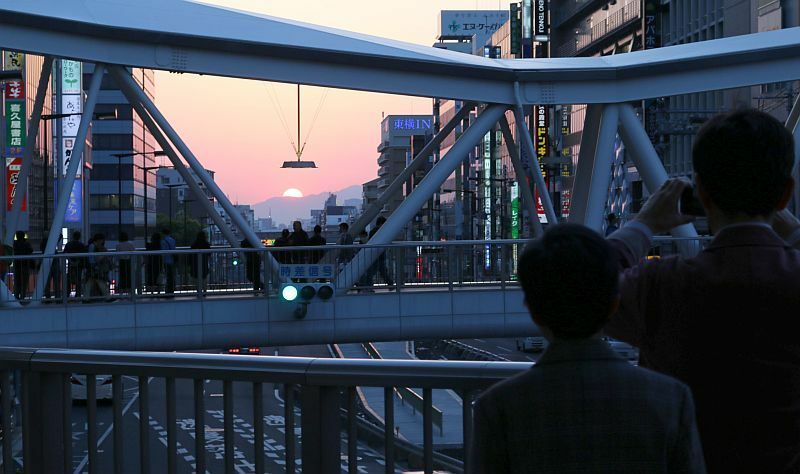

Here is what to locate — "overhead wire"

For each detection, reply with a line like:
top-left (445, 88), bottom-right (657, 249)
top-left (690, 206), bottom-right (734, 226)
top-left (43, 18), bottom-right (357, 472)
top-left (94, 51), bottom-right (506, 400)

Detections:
top-left (298, 87), bottom-right (330, 158)
top-left (265, 83), bottom-right (298, 154)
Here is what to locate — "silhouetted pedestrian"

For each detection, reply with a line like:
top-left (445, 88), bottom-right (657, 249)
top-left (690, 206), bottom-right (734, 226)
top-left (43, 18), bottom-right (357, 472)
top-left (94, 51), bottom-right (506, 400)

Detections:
top-left (308, 225), bottom-right (326, 263)
top-left (63, 231), bottom-right (87, 299)
top-left (367, 216), bottom-right (393, 287)
top-left (190, 231), bottom-right (211, 292)
top-left (336, 222), bottom-right (354, 267)
top-left (242, 239), bottom-right (262, 292)
top-left (289, 220), bottom-right (309, 264)
top-left (115, 232), bottom-right (135, 294)
top-left (161, 228), bottom-right (177, 295)
top-left (273, 229), bottom-right (291, 264)
top-left (87, 234), bottom-right (112, 299)
top-left (145, 233), bottom-right (162, 294)
top-left (12, 231), bottom-right (32, 301)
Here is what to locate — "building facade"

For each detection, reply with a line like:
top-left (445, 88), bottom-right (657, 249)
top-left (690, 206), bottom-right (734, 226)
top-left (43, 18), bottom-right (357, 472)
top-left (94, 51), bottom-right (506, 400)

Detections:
top-left (85, 65), bottom-right (157, 247)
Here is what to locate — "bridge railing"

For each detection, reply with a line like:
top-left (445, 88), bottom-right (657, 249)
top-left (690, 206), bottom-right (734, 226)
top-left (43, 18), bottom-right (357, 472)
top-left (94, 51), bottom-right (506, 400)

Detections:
top-left (0, 237), bottom-right (712, 305)
top-left (0, 347), bottom-right (529, 474)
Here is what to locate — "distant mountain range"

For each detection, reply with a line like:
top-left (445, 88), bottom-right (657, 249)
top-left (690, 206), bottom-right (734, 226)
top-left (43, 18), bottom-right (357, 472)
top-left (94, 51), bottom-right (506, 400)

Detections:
top-left (252, 184), bottom-right (362, 226)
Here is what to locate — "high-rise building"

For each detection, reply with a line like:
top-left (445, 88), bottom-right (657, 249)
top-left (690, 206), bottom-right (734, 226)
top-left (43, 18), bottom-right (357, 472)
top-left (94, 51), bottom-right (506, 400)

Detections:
top-left (85, 65), bottom-right (157, 247)
top-left (376, 115), bottom-right (434, 239)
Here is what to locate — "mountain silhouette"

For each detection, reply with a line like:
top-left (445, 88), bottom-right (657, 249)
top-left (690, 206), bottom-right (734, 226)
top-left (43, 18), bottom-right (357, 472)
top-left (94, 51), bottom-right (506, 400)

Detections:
top-left (252, 184), bottom-right (362, 227)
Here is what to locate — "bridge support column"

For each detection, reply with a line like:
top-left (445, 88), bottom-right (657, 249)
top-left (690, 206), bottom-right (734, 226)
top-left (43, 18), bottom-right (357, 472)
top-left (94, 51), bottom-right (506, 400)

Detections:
top-left (108, 65), bottom-right (283, 280)
top-left (337, 104), bottom-right (508, 291)
top-left (118, 76), bottom-right (241, 248)
top-left (786, 94), bottom-right (800, 214)
top-left (499, 115), bottom-right (544, 237)
top-left (350, 104), bottom-right (474, 238)
top-left (568, 104), bottom-right (619, 232)
top-left (512, 82), bottom-right (558, 225)
top-left (618, 104), bottom-right (699, 255)
top-left (4, 57), bottom-right (53, 246)
top-left (33, 63), bottom-right (104, 303)
top-left (301, 385), bottom-right (340, 474)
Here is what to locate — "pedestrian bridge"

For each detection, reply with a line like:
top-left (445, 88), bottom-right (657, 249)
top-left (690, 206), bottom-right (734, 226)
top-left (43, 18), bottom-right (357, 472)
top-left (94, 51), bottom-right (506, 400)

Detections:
top-left (0, 239), bottom-right (697, 350)
top-left (0, 242), bottom-right (535, 350)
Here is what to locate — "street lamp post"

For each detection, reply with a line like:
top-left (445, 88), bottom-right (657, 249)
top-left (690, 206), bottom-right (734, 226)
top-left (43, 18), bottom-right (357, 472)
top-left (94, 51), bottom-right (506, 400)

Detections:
top-left (113, 150), bottom-right (166, 244)
top-left (164, 184), bottom-right (182, 232)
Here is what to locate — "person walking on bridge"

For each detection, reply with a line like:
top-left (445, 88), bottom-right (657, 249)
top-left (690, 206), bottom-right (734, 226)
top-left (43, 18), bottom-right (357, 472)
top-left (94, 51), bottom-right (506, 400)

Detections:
top-left (161, 228), bottom-right (177, 295)
top-left (12, 231), bottom-right (33, 301)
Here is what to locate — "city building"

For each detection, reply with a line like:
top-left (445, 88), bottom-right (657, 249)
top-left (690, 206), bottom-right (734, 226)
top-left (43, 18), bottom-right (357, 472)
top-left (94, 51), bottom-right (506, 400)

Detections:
top-left (85, 65), bottom-right (157, 247)
top-left (376, 115), bottom-right (434, 239)
top-left (361, 177), bottom-right (380, 214)
top-left (155, 167), bottom-right (216, 242)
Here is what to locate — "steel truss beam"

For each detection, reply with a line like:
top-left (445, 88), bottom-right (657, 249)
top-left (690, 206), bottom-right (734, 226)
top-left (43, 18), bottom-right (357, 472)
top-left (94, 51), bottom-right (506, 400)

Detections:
top-left (33, 64), bottom-right (105, 303)
top-left (350, 104), bottom-right (474, 239)
top-left (617, 104), bottom-right (700, 255)
top-left (121, 80), bottom-right (241, 248)
top-left (108, 65), bottom-right (283, 281)
top-left (498, 115), bottom-right (544, 237)
top-left (336, 104), bottom-right (509, 291)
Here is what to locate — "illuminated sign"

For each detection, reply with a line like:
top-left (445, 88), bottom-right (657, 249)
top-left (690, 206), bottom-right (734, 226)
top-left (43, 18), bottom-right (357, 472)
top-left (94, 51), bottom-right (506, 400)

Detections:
top-left (440, 10), bottom-right (509, 45)
top-left (484, 132), bottom-right (492, 269)
top-left (64, 180), bottom-right (82, 223)
top-left (392, 117), bottom-right (432, 131)
top-left (522, 0), bottom-right (532, 39)
top-left (643, 0), bottom-right (660, 50)
top-left (60, 60), bottom-right (83, 177)
top-left (511, 183), bottom-right (520, 239)
top-left (5, 100), bottom-right (25, 150)
top-left (4, 52), bottom-right (27, 211)
top-left (6, 158), bottom-right (25, 211)
top-left (61, 60), bottom-right (82, 94)
top-left (534, 0), bottom-right (549, 41)
top-left (535, 105), bottom-right (549, 161)
top-left (278, 264), bottom-right (334, 280)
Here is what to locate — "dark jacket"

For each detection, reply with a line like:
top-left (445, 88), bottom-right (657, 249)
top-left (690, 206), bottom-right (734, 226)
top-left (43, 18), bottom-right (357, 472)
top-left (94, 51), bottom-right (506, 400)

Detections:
top-left (189, 241), bottom-right (211, 278)
top-left (308, 234), bottom-right (326, 263)
top-left (608, 224), bottom-right (800, 473)
top-left (471, 339), bottom-right (705, 474)
top-left (13, 239), bottom-right (33, 273)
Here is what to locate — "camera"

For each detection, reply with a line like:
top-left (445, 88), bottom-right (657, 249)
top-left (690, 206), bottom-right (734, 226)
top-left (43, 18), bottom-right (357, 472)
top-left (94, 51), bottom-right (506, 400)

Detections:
top-left (680, 186), bottom-right (705, 216)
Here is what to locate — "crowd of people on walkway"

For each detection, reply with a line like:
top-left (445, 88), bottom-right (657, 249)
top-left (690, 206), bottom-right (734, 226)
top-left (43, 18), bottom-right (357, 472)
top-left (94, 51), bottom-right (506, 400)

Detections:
top-left (1, 216), bottom-right (398, 300)
top-left (470, 109), bottom-right (800, 473)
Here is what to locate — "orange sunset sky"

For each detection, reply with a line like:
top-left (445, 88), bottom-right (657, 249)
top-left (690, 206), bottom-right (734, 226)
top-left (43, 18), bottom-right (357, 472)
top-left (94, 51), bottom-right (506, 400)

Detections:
top-left (155, 0), bottom-right (506, 206)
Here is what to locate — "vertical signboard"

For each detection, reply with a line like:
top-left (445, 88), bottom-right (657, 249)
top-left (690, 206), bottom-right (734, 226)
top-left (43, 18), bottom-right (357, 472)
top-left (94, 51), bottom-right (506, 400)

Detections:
top-left (534, 0), bottom-right (549, 42)
top-left (4, 52), bottom-right (26, 211)
top-left (64, 180), bottom-right (82, 223)
top-left (534, 105), bottom-right (549, 223)
top-left (60, 60), bottom-right (82, 177)
top-left (510, 182), bottom-right (520, 239)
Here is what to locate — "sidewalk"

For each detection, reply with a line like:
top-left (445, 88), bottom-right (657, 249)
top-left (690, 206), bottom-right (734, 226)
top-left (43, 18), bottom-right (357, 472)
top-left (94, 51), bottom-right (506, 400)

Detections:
top-left (337, 342), bottom-right (464, 447)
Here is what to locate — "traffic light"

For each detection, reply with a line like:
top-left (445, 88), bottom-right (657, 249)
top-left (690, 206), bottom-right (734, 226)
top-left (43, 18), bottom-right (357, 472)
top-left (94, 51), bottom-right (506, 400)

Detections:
top-left (279, 283), bottom-right (335, 302)
top-left (232, 252), bottom-right (239, 267)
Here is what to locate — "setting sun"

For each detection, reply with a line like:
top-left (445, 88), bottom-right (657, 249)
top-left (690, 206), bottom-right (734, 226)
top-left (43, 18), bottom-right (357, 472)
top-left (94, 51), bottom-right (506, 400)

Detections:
top-left (282, 188), bottom-right (304, 198)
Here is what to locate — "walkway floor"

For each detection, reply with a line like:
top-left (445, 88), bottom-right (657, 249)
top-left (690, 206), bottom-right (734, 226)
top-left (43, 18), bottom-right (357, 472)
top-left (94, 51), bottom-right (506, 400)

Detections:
top-left (337, 342), bottom-right (464, 447)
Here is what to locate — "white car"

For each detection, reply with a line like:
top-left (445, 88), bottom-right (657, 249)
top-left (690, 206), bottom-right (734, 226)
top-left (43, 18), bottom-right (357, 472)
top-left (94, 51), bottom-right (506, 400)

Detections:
top-left (71, 374), bottom-right (113, 401)
top-left (516, 336), bottom-right (548, 353)
top-left (605, 338), bottom-right (640, 362)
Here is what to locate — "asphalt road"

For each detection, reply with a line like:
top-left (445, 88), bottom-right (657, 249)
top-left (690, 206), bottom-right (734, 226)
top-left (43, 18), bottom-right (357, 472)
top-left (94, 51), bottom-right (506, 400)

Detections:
top-left (456, 337), bottom-right (542, 363)
top-left (66, 344), bottom-right (397, 473)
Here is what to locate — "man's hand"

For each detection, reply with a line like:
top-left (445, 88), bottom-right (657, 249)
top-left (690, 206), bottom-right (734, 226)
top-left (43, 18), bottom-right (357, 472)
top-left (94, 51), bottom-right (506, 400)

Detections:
top-left (634, 178), bottom-right (696, 234)
top-left (772, 209), bottom-right (800, 241)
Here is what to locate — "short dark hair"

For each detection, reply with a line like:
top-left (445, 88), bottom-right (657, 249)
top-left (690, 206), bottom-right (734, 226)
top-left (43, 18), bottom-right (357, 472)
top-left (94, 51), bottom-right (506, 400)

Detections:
top-left (339, 222), bottom-right (349, 231)
top-left (72, 231), bottom-right (81, 241)
top-left (607, 213), bottom-right (617, 223)
top-left (518, 224), bottom-right (619, 339)
top-left (693, 108), bottom-right (794, 217)
top-left (314, 225), bottom-right (322, 234)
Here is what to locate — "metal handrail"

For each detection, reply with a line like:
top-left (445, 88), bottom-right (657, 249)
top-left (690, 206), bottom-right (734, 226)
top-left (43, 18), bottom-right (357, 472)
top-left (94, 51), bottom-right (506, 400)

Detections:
top-left (0, 236), bottom-right (714, 261)
top-left (0, 347), bottom-right (530, 473)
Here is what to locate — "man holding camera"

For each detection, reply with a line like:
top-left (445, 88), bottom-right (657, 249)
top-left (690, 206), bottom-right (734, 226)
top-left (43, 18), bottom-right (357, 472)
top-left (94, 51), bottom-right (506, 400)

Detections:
top-left (607, 109), bottom-right (800, 473)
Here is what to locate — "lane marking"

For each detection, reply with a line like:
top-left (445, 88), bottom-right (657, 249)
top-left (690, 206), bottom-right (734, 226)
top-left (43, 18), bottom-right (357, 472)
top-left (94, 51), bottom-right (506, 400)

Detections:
top-left (73, 377), bottom-right (152, 474)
